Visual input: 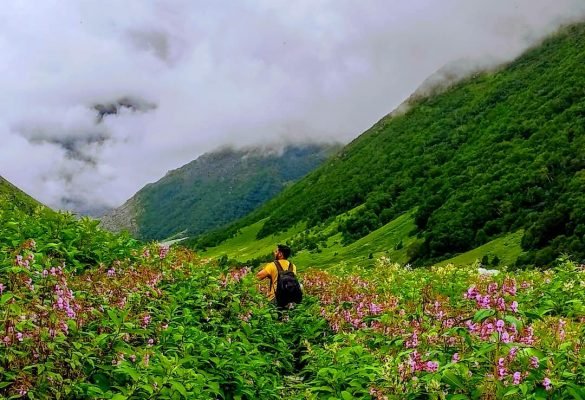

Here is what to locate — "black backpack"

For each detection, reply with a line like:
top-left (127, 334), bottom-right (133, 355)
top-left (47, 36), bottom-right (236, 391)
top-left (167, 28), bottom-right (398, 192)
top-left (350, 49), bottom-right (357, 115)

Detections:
top-left (274, 260), bottom-right (302, 308)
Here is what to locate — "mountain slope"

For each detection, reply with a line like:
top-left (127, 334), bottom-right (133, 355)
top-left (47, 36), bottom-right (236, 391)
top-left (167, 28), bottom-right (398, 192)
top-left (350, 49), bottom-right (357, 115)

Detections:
top-left (0, 175), bottom-right (46, 213)
top-left (100, 144), bottom-right (340, 240)
top-left (194, 23), bottom-right (585, 267)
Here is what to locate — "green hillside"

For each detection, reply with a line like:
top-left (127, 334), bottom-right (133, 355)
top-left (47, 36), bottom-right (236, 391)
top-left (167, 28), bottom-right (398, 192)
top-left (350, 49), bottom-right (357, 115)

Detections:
top-left (194, 23), bottom-right (585, 268)
top-left (0, 176), bottom-right (46, 214)
top-left (101, 144), bottom-right (340, 241)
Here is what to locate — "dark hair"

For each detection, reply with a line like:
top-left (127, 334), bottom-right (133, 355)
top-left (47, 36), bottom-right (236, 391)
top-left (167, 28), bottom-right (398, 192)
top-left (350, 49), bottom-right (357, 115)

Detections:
top-left (277, 244), bottom-right (291, 259)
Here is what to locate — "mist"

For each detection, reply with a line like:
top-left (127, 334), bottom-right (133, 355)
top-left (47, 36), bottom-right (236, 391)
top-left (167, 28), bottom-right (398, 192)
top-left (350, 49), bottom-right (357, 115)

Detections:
top-left (1, 0), bottom-right (584, 214)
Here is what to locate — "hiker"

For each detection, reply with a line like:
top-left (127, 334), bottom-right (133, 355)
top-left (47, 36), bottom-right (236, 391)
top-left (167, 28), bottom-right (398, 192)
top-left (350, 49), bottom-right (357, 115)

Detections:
top-left (256, 244), bottom-right (302, 308)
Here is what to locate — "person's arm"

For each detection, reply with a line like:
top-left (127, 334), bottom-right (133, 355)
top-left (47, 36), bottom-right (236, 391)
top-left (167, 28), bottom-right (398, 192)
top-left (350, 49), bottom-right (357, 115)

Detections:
top-left (256, 266), bottom-right (270, 280)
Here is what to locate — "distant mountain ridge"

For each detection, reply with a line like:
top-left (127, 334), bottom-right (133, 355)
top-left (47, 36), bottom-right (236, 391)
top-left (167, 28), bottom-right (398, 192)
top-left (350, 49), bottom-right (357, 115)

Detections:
top-left (100, 143), bottom-right (341, 240)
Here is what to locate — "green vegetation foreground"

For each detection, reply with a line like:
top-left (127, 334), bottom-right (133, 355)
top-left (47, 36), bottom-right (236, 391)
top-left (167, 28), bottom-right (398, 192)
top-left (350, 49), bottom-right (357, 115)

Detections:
top-left (0, 204), bottom-right (584, 398)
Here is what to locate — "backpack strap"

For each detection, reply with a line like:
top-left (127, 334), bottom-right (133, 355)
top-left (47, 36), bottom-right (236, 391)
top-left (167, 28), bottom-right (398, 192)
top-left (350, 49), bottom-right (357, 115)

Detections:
top-left (274, 260), bottom-right (294, 274)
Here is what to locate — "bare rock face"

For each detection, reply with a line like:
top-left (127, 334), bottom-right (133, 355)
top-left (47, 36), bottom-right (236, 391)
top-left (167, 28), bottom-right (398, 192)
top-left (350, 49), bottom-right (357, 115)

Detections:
top-left (99, 197), bottom-right (140, 237)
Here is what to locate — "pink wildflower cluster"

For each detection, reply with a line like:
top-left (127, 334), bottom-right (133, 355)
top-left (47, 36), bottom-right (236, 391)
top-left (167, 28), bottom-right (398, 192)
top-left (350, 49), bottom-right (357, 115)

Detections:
top-left (369, 387), bottom-right (388, 400)
top-left (220, 267), bottom-right (251, 287)
top-left (54, 283), bottom-right (78, 320)
top-left (464, 281), bottom-right (519, 313)
top-left (465, 318), bottom-right (533, 344)
top-left (15, 253), bottom-right (34, 269)
top-left (495, 347), bottom-right (528, 383)
top-left (158, 245), bottom-right (170, 260)
top-left (399, 351), bottom-right (439, 379)
top-left (303, 271), bottom-right (399, 334)
top-left (141, 314), bottom-right (151, 328)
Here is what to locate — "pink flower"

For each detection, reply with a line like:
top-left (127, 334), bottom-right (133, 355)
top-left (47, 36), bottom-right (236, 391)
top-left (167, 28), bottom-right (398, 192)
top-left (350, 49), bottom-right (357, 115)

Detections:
top-left (405, 333), bottom-right (419, 348)
top-left (66, 307), bottom-right (76, 318)
top-left (503, 278), bottom-right (517, 296)
top-left (159, 245), bottom-right (170, 259)
top-left (543, 377), bottom-right (552, 391)
top-left (488, 282), bottom-right (498, 294)
top-left (510, 301), bottom-right (518, 313)
top-left (501, 332), bottom-right (511, 344)
top-left (496, 297), bottom-right (506, 311)
top-left (107, 268), bottom-right (115, 277)
top-left (466, 320), bottom-right (478, 333)
top-left (513, 372), bottom-right (522, 385)
top-left (465, 286), bottom-right (479, 299)
top-left (142, 314), bottom-right (151, 328)
top-left (369, 303), bottom-right (382, 315)
top-left (147, 338), bottom-right (154, 347)
top-left (425, 361), bottom-right (439, 372)
top-left (530, 356), bottom-right (539, 368)
top-left (479, 295), bottom-right (492, 309)
top-left (452, 353), bottom-right (460, 363)
top-left (496, 319), bottom-right (505, 333)
top-left (0, 283), bottom-right (4, 294)
top-left (17, 332), bottom-right (23, 342)
top-left (498, 357), bottom-right (506, 368)
top-left (508, 347), bottom-right (518, 359)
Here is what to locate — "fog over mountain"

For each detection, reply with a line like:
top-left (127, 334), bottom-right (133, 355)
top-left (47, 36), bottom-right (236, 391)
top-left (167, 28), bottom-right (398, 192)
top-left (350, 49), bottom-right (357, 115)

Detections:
top-left (1, 1), bottom-right (584, 214)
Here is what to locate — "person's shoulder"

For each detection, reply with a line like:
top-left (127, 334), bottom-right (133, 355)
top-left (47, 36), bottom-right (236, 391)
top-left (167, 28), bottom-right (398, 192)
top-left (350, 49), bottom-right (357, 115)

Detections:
top-left (263, 261), bottom-right (276, 271)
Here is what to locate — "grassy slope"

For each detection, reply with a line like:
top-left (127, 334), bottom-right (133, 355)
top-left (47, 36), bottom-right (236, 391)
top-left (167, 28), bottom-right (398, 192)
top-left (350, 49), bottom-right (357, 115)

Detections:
top-left (202, 219), bottom-right (307, 262)
top-left (204, 206), bottom-right (524, 271)
top-left (0, 176), bottom-right (46, 213)
top-left (435, 230), bottom-right (524, 268)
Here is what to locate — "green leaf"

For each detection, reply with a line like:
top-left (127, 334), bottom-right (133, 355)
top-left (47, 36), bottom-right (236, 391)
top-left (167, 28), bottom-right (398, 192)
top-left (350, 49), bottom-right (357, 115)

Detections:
top-left (442, 371), bottom-right (465, 390)
top-left (172, 382), bottom-right (188, 398)
top-left (341, 391), bottom-right (353, 400)
top-left (566, 384), bottom-right (585, 400)
top-left (504, 315), bottom-right (523, 330)
top-left (107, 309), bottom-right (121, 326)
top-left (503, 387), bottom-right (519, 397)
top-left (1, 293), bottom-right (14, 305)
top-left (473, 309), bottom-right (495, 322)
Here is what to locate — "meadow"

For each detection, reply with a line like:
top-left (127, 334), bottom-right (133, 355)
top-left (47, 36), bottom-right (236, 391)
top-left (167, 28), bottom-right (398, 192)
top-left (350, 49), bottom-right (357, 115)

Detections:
top-left (1, 204), bottom-right (584, 399)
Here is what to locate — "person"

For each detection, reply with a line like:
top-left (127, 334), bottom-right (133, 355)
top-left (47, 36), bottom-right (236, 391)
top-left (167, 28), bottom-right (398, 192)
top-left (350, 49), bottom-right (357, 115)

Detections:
top-left (256, 244), bottom-right (302, 307)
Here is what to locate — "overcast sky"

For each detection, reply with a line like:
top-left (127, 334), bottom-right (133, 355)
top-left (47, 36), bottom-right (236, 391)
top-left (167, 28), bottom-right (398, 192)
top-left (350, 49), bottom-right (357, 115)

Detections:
top-left (1, 1), bottom-right (584, 214)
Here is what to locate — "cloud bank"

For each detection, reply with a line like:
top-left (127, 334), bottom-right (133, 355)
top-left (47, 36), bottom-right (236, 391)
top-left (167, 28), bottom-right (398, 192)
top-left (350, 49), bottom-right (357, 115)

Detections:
top-left (1, 0), bottom-right (584, 214)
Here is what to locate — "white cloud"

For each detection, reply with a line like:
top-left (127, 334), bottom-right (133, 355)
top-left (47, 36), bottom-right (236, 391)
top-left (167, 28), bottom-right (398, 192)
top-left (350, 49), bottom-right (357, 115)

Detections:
top-left (1, 0), bottom-right (584, 214)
